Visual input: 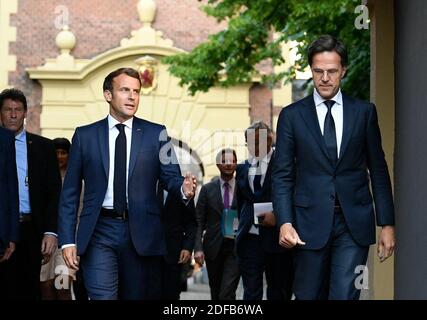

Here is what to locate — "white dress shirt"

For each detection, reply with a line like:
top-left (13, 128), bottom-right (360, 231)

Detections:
top-left (102, 115), bottom-right (133, 208)
top-left (248, 148), bottom-right (273, 193)
top-left (313, 89), bottom-right (344, 157)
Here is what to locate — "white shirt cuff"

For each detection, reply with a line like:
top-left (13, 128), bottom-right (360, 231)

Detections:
top-left (61, 244), bottom-right (76, 249)
top-left (44, 232), bottom-right (58, 237)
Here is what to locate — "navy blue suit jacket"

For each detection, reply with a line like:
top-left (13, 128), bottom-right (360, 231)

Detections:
top-left (0, 127), bottom-right (19, 253)
top-left (235, 154), bottom-right (284, 254)
top-left (58, 116), bottom-right (184, 256)
top-left (272, 93), bottom-right (395, 250)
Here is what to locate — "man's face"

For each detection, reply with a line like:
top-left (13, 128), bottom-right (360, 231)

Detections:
top-left (311, 51), bottom-right (346, 100)
top-left (0, 99), bottom-right (27, 135)
top-left (217, 152), bottom-right (237, 176)
top-left (247, 129), bottom-right (272, 159)
top-left (104, 73), bottom-right (141, 122)
top-left (56, 149), bottom-right (69, 170)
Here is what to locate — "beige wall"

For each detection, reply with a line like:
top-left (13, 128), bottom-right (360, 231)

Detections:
top-left (369, 0), bottom-right (395, 300)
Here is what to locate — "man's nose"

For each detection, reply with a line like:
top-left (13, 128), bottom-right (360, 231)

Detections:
top-left (321, 71), bottom-right (330, 82)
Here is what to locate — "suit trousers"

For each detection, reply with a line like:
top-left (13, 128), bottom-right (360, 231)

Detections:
top-left (0, 220), bottom-right (42, 300)
top-left (238, 233), bottom-right (294, 300)
top-left (80, 216), bottom-right (163, 300)
top-left (293, 209), bottom-right (369, 300)
top-left (205, 238), bottom-right (240, 300)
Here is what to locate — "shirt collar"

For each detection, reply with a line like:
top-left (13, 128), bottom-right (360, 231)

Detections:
top-left (313, 88), bottom-right (343, 108)
top-left (220, 177), bottom-right (235, 189)
top-left (108, 114), bottom-right (133, 131)
top-left (15, 129), bottom-right (26, 142)
top-left (249, 148), bottom-right (273, 167)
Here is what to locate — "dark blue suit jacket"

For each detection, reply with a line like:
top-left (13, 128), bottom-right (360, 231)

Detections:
top-left (0, 127), bottom-right (19, 253)
top-left (272, 93), bottom-right (395, 250)
top-left (58, 116), bottom-right (184, 256)
top-left (235, 154), bottom-right (284, 254)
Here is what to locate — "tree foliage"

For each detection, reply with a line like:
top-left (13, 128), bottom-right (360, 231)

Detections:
top-left (163, 0), bottom-right (370, 100)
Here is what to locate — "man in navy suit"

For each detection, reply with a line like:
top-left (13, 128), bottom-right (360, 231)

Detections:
top-left (59, 67), bottom-right (197, 300)
top-left (0, 126), bottom-right (19, 299)
top-left (272, 35), bottom-right (395, 300)
top-left (236, 122), bottom-right (293, 300)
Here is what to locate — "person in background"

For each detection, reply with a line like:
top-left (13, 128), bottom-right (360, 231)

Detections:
top-left (194, 148), bottom-right (240, 300)
top-left (235, 121), bottom-right (293, 300)
top-left (40, 138), bottom-right (75, 300)
top-left (0, 88), bottom-right (61, 300)
top-left (159, 183), bottom-right (197, 300)
top-left (0, 126), bottom-right (20, 299)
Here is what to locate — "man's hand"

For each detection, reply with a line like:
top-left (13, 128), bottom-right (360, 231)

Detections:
top-left (194, 250), bottom-right (205, 266)
top-left (182, 172), bottom-right (197, 199)
top-left (178, 250), bottom-right (191, 264)
top-left (0, 242), bottom-right (16, 263)
top-left (260, 212), bottom-right (276, 227)
top-left (62, 246), bottom-right (79, 271)
top-left (41, 235), bottom-right (57, 264)
top-left (279, 223), bottom-right (306, 248)
top-left (378, 225), bottom-right (395, 263)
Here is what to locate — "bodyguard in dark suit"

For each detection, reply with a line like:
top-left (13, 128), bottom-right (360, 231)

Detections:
top-left (194, 148), bottom-right (240, 300)
top-left (0, 126), bottom-right (19, 299)
top-left (0, 88), bottom-right (61, 300)
top-left (236, 122), bottom-right (293, 300)
top-left (272, 35), bottom-right (395, 300)
top-left (159, 185), bottom-right (197, 300)
top-left (58, 68), bottom-right (197, 300)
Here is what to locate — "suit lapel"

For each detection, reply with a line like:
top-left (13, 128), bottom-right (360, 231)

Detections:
top-left (259, 152), bottom-right (274, 197)
top-left (97, 117), bottom-right (109, 178)
top-left (213, 179), bottom-right (224, 215)
top-left (238, 161), bottom-right (254, 199)
top-left (337, 94), bottom-right (359, 167)
top-left (129, 117), bottom-right (144, 178)
top-left (298, 96), bottom-right (331, 162)
top-left (26, 132), bottom-right (34, 184)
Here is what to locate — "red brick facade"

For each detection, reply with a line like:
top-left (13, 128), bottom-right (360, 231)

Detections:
top-left (8, 0), bottom-right (272, 133)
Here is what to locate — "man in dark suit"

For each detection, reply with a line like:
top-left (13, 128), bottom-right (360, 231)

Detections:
top-left (0, 126), bottom-right (19, 299)
top-left (194, 148), bottom-right (240, 300)
top-left (0, 88), bottom-right (61, 300)
top-left (235, 121), bottom-right (293, 300)
top-left (272, 35), bottom-right (395, 300)
top-left (58, 68), bottom-right (197, 300)
top-left (159, 185), bottom-right (197, 300)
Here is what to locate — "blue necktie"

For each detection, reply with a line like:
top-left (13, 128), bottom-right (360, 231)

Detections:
top-left (114, 124), bottom-right (127, 214)
top-left (323, 100), bottom-right (337, 164)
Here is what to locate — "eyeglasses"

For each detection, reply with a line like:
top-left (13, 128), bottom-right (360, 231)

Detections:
top-left (312, 68), bottom-right (340, 78)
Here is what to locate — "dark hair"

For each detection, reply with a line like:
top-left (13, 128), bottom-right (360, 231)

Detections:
top-left (308, 35), bottom-right (348, 67)
top-left (103, 67), bottom-right (142, 93)
top-left (216, 148), bottom-right (237, 164)
top-left (0, 88), bottom-right (28, 111)
top-left (244, 121), bottom-right (272, 142)
top-left (53, 137), bottom-right (71, 153)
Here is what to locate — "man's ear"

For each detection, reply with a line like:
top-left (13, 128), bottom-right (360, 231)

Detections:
top-left (341, 67), bottom-right (347, 79)
top-left (103, 90), bottom-right (112, 102)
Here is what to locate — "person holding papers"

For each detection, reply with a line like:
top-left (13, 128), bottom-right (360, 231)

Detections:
top-left (194, 148), bottom-right (240, 300)
top-left (235, 121), bottom-right (293, 300)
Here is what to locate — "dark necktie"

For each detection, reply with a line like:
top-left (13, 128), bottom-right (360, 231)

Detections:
top-left (223, 182), bottom-right (230, 209)
top-left (323, 100), bottom-right (338, 164)
top-left (114, 124), bottom-right (127, 214)
top-left (253, 162), bottom-right (262, 195)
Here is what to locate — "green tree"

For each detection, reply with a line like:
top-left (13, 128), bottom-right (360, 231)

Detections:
top-left (163, 0), bottom-right (370, 100)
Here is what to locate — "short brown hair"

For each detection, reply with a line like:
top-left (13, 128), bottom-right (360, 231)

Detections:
top-left (103, 67), bottom-right (141, 93)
